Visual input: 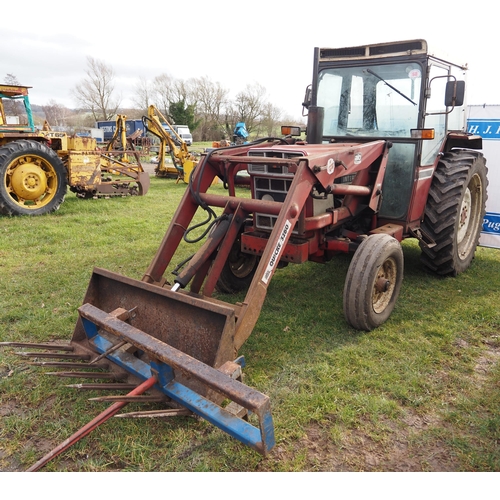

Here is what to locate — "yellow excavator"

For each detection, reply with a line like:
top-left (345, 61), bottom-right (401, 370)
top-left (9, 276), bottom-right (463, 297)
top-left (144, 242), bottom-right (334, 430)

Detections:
top-left (142, 105), bottom-right (197, 183)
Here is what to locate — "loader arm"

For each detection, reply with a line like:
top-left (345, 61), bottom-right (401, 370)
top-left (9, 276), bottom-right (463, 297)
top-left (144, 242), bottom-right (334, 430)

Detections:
top-left (7, 138), bottom-right (391, 461)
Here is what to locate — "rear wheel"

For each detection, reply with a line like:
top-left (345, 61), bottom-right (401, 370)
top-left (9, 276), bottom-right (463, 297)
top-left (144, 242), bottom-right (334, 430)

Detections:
top-left (0, 140), bottom-right (67, 216)
top-left (420, 150), bottom-right (487, 276)
top-left (215, 234), bottom-right (258, 294)
top-left (343, 234), bottom-right (404, 331)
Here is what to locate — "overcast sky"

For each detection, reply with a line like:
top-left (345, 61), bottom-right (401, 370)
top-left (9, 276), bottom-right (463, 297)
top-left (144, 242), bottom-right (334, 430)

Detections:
top-left (3, 1), bottom-right (497, 121)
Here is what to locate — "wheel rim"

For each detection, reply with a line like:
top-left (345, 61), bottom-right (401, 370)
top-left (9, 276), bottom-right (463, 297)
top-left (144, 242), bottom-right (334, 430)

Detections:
top-left (372, 257), bottom-right (397, 314)
top-left (4, 154), bottom-right (58, 209)
top-left (228, 241), bottom-right (257, 278)
top-left (457, 173), bottom-right (483, 261)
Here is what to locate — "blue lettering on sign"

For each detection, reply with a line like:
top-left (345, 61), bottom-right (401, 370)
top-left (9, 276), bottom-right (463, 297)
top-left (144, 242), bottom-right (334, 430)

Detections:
top-left (482, 213), bottom-right (500, 234)
top-left (467, 119), bottom-right (500, 140)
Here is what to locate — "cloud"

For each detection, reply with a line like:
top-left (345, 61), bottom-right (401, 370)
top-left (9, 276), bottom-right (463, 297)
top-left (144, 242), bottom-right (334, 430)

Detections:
top-left (2, 2), bottom-right (497, 117)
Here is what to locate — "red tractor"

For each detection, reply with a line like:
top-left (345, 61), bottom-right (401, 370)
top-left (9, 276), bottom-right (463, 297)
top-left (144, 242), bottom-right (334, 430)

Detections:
top-left (6, 40), bottom-right (487, 463)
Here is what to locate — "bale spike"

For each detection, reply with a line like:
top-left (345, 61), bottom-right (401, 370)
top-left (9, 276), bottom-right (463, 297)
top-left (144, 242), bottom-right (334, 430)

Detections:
top-left (0, 342), bottom-right (73, 351)
top-left (29, 362), bottom-right (109, 370)
top-left (15, 352), bottom-right (90, 360)
top-left (65, 383), bottom-right (138, 391)
top-left (45, 371), bottom-right (122, 379)
top-left (26, 376), bottom-right (157, 472)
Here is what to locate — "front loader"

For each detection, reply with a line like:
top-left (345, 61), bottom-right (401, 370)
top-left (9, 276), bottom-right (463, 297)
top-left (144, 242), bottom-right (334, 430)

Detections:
top-left (2, 40), bottom-right (488, 466)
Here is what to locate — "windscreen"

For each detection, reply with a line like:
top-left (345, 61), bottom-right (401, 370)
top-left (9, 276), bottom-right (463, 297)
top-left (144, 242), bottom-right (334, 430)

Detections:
top-left (317, 62), bottom-right (423, 138)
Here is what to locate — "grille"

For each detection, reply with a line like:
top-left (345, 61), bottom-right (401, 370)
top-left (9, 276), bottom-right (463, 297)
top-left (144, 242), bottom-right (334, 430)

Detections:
top-left (248, 150), bottom-right (301, 231)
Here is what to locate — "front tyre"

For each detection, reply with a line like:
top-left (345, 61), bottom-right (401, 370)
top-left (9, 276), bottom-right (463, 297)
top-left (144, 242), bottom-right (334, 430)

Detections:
top-left (420, 150), bottom-right (488, 276)
top-left (215, 234), bottom-right (258, 294)
top-left (0, 140), bottom-right (67, 216)
top-left (343, 234), bottom-right (404, 331)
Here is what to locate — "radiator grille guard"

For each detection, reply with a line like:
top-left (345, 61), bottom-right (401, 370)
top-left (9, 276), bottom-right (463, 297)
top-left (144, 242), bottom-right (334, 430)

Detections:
top-left (248, 148), bottom-right (353, 232)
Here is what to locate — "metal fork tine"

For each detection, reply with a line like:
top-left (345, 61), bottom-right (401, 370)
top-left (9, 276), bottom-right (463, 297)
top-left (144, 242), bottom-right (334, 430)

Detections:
top-left (29, 361), bottom-right (109, 369)
top-left (1, 342), bottom-right (74, 351)
top-left (88, 395), bottom-right (166, 402)
top-left (15, 352), bottom-right (90, 360)
top-left (115, 409), bottom-right (192, 418)
top-left (66, 383), bottom-right (138, 390)
top-left (45, 372), bottom-right (123, 379)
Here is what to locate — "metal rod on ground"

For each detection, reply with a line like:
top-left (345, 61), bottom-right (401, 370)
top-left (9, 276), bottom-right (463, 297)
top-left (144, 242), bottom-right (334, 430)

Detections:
top-left (26, 375), bottom-right (157, 472)
top-left (89, 340), bottom-right (127, 365)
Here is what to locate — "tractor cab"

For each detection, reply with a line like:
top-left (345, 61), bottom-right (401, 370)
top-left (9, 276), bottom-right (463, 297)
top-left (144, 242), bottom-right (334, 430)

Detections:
top-left (303, 40), bottom-right (470, 225)
top-left (0, 85), bottom-right (34, 134)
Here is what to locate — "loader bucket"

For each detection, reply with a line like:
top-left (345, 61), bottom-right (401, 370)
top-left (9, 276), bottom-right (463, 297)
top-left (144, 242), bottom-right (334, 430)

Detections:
top-left (68, 267), bottom-right (274, 455)
top-left (72, 267), bottom-right (236, 391)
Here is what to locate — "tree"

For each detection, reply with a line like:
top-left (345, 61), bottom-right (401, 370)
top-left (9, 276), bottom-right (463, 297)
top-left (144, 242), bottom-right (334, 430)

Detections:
top-left (42, 100), bottom-right (70, 128)
top-left (2, 73), bottom-right (24, 118)
top-left (4, 73), bottom-right (20, 85)
top-left (260, 102), bottom-right (283, 137)
top-left (169, 100), bottom-right (200, 132)
top-left (192, 76), bottom-right (229, 141)
top-left (152, 73), bottom-right (175, 117)
top-left (133, 77), bottom-right (153, 114)
top-left (72, 57), bottom-right (121, 122)
top-left (232, 83), bottom-right (267, 134)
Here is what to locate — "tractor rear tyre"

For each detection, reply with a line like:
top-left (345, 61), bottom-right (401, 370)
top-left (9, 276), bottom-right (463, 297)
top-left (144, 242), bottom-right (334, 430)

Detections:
top-left (419, 150), bottom-right (487, 276)
top-left (0, 140), bottom-right (67, 216)
top-left (343, 234), bottom-right (404, 331)
top-left (215, 233), bottom-right (259, 294)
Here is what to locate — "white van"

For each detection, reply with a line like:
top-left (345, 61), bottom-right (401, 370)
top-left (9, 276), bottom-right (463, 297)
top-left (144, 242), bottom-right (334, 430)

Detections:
top-left (173, 125), bottom-right (193, 146)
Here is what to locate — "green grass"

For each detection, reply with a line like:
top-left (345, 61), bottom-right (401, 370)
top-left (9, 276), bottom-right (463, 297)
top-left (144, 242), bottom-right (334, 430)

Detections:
top-left (1, 176), bottom-right (499, 471)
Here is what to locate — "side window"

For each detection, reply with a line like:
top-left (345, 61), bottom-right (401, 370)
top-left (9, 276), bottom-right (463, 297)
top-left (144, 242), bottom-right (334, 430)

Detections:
top-left (422, 64), bottom-right (449, 164)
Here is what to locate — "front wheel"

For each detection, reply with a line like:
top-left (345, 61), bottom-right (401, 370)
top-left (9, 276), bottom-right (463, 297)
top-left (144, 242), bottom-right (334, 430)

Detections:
top-left (343, 234), bottom-right (404, 331)
top-left (215, 234), bottom-right (259, 294)
top-left (0, 140), bottom-right (67, 216)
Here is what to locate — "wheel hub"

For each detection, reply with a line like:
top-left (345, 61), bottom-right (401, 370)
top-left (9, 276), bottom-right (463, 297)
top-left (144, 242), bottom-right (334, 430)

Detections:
top-left (372, 258), bottom-right (397, 314)
top-left (10, 163), bottom-right (48, 201)
top-left (457, 188), bottom-right (471, 244)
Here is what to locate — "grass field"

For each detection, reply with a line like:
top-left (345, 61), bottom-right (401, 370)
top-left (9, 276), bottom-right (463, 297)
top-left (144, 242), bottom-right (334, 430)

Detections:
top-left (0, 173), bottom-right (499, 472)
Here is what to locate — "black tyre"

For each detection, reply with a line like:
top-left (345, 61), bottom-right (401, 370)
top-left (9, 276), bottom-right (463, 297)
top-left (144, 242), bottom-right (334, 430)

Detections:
top-left (343, 234), bottom-right (404, 331)
top-left (215, 234), bottom-right (258, 294)
top-left (0, 140), bottom-right (67, 216)
top-left (420, 150), bottom-right (487, 276)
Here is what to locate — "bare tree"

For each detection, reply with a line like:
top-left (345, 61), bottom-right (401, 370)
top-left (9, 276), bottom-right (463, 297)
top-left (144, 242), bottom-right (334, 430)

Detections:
top-left (152, 73), bottom-right (175, 117)
top-left (133, 77), bottom-right (154, 114)
top-left (72, 57), bottom-right (121, 122)
top-left (2, 73), bottom-right (24, 118)
top-left (233, 83), bottom-right (267, 134)
top-left (192, 76), bottom-right (229, 141)
top-left (4, 73), bottom-right (21, 85)
top-left (42, 100), bottom-right (70, 128)
top-left (260, 102), bottom-right (283, 137)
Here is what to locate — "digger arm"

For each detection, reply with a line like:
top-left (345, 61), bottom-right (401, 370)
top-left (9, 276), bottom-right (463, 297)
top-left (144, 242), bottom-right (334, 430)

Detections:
top-left (145, 105), bottom-right (195, 176)
top-left (106, 115), bottom-right (130, 162)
